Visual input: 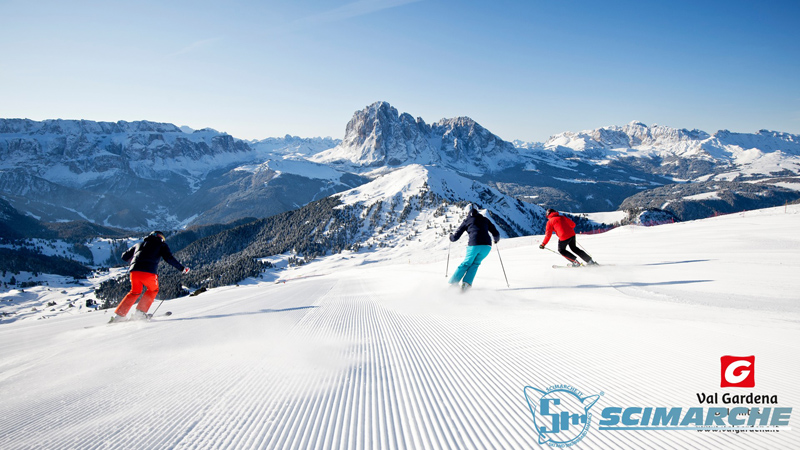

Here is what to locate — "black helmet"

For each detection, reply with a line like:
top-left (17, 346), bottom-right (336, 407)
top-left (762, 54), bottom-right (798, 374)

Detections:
top-left (546, 208), bottom-right (557, 215)
top-left (151, 230), bottom-right (165, 240)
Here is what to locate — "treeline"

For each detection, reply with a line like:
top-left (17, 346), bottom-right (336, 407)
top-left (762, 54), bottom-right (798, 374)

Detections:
top-left (620, 208), bottom-right (679, 226)
top-left (96, 187), bottom-right (543, 308)
top-left (96, 196), bottom-right (362, 307)
top-left (1, 198), bottom-right (132, 243)
top-left (620, 180), bottom-right (800, 221)
top-left (165, 217), bottom-right (260, 253)
top-left (0, 248), bottom-right (92, 279)
top-left (41, 221), bottom-right (132, 242)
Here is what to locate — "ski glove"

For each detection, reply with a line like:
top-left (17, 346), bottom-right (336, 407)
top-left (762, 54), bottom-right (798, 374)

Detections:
top-left (538, 244), bottom-right (545, 249)
top-left (449, 234), bottom-right (456, 242)
top-left (493, 236), bottom-right (500, 244)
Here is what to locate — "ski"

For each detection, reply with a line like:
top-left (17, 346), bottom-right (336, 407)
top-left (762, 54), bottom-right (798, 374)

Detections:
top-left (102, 310), bottom-right (172, 326)
top-left (551, 263), bottom-right (606, 269)
top-left (146, 311), bottom-right (173, 320)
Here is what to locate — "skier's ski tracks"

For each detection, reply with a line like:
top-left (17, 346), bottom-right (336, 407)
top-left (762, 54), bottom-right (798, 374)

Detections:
top-left (1, 256), bottom-right (799, 450)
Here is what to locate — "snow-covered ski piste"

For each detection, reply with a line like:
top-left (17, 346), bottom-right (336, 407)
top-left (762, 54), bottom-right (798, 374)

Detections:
top-left (2, 205), bottom-right (799, 449)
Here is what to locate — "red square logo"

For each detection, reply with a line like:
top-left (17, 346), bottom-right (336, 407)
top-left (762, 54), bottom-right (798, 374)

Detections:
top-left (720, 355), bottom-right (755, 388)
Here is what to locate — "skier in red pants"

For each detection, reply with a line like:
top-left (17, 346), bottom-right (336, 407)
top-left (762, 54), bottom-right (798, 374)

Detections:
top-left (539, 209), bottom-right (597, 267)
top-left (110, 231), bottom-right (189, 323)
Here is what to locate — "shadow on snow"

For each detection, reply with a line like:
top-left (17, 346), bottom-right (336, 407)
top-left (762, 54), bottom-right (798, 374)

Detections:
top-left (164, 305), bottom-right (318, 322)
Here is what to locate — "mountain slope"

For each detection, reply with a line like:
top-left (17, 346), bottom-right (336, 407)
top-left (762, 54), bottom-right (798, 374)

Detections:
top-left (309, 103), bottom-right (796, 215)
top-left (0, 197), bottom-right (130, 242)
top-left (620, 179), bottom-right (800, 220)
top-left (506, 122), bottom-right (800, 214)
top-left (334, 165), bottom-right (546, 244)
top-left (0, 119), bottom-right (350, 229)
top-left (1, 205), bottom-right (798, 449)
top-left (0, 197), bottom-right (53, 240)
top-left (95, 165), bottom-right (546, 304)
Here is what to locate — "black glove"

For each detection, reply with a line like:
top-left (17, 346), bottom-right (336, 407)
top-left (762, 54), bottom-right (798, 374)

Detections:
top-left (493, 236), bottom-right (500, 244)
top-left (539, 244), bottom-right (545, 249)
top-left (449, 234), bottom-right (456, 242)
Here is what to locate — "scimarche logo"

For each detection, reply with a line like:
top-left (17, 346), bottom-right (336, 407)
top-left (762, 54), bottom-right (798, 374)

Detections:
top-left (522, 379), bottom-right (791, 443)
top-left (523, 385), bottom-right (602, 447)
top-left (721, 355), bottom-right (755, 388)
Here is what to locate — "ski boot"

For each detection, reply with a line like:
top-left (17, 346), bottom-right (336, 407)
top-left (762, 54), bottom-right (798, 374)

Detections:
top-left (108, 314), bottom-right (127, 324)
top-left (131, 310), bottom-right (150, 321)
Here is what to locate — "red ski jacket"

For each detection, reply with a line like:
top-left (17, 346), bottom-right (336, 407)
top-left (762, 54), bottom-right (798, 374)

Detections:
top-left (541, 211), bottom-right (576, 246)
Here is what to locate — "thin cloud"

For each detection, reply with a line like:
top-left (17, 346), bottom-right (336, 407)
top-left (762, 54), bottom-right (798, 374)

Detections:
top-left (167, 38), bottom-right (222, 58)
top-left (288, 0), bottom-right (424, 30)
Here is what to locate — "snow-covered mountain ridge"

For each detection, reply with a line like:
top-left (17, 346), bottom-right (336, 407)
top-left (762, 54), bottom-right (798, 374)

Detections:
top-left (307, 102), bottom-right (800, 216)
top-left (0, 118), bottom-right (185, 135)
top-left (312, 103), bottom-right (800, 182)
top-left (0, 119), bottom-right (355, 229)
top-left (332, 164), bottom-right (545, 252)
top-left (0, 118), bottom-right (341, 186)
top-left (540, 120), bottom-right (800, 175)
top-left (2, 104), bottom-right (800, 230)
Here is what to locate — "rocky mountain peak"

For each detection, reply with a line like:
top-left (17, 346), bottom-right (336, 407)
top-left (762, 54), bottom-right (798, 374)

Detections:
top-left (334, 101), bottom-right (431, 167)
top-left (314, 102), bottom-right (518, 173)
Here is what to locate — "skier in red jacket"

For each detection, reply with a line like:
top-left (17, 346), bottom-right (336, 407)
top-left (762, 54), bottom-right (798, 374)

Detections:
top-left (539, 209), bottom-right (597, 266)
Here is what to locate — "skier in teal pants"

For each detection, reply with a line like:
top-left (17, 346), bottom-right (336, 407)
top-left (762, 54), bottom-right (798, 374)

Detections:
top-left (449, 204), bottom-right (501, 291)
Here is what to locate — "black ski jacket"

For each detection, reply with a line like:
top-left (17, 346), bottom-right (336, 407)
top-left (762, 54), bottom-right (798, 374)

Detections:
top-left (121, 234), bottom-right (184, 274)
top-left (450, 210), bottom-right (500, 246)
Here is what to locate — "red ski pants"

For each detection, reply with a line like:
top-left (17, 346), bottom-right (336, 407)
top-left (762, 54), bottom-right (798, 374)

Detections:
top-left (115, 271), bottom-right (159, 316)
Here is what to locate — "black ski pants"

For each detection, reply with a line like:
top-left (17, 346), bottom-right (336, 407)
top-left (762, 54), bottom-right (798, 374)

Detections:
top-left (558, 236), bottom-right (592, 263)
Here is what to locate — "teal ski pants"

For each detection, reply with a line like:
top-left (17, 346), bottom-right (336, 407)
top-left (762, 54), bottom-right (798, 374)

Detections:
top-left (449, 245), bottom-right (492, 286)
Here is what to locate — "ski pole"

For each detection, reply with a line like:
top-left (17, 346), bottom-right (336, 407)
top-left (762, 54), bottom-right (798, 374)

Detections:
top-left (537, 241), bottom-right (560, 256)
top-left (150, 299), bottom-right (165, 318)
top-left (496, 245), bottom-right (510, 288)
top-left (541, 246), bottom-right (559, 255)
top-left (538, 241), bottom-right (579, 265)
top-left (445, 241), bottom-right (451, 277)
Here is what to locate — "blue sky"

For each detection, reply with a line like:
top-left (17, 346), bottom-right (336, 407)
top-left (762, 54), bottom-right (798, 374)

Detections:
top-left (1, 0), bottom-right (798, 142)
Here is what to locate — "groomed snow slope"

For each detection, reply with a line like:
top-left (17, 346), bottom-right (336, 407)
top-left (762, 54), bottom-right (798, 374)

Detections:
top-left (1, 206), bottom-right (799, 449)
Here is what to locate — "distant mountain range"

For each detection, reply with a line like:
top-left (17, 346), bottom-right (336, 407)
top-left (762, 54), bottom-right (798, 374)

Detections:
top-left (2, 102), bottom-right (799, 234)
top-left (311, 102), bottom-right (800, 216)
top-left (0, 119), bottom-right (358, 229)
